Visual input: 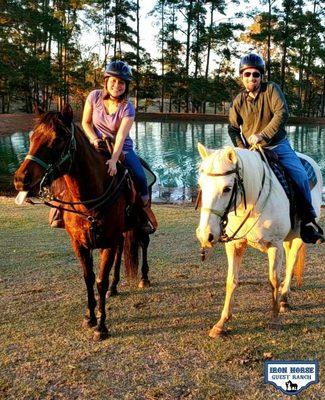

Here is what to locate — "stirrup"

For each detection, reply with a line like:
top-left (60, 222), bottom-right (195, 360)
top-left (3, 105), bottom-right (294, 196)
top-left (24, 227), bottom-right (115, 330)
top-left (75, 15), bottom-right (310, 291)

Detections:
top-left (141, 202), bottom-right (157, 234)
top-left (49, 208), bottom-right (65, 229)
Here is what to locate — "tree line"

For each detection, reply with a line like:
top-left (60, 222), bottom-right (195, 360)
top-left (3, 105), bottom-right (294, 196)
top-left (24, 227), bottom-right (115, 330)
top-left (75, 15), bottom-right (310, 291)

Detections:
top-left (1, 0), bottom-right (324, 117)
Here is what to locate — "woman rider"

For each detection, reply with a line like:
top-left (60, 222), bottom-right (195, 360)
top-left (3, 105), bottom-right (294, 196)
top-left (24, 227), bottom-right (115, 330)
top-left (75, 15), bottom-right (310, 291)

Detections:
top-left (81, 60), bottom-right (157, 233)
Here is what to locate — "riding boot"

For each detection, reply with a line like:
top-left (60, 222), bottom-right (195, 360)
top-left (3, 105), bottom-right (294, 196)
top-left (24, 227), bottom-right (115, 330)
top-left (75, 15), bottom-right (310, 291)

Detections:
top-left (49, 207), bottom-right (65, 229)
top-left (141, 202), bottom-right (158, 234)
top-left (300, 220), bottom-right (324, 244)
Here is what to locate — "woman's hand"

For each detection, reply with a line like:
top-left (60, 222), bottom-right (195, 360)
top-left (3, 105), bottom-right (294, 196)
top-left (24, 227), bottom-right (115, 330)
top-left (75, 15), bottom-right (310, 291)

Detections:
top-left (106, 159), bottom-right (117, 176)
top-left (92, 138), bottom-right (102, 150)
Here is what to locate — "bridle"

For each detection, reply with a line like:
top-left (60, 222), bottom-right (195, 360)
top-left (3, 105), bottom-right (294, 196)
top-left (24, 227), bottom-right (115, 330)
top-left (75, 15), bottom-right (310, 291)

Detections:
top-left (26, 123), bottom-right (76, 193)
top-left (199, 153), bottom-right (268, 244)
top-left (24, 122), bottom-right (128, 222)
top-left (199, 163), bottom-right (250, 243)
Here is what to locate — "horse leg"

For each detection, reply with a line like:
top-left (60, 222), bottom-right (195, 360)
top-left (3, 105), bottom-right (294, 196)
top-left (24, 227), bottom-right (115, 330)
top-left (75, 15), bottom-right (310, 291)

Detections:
top-left (93, 247), bottom-right (116, 341)
top-left (138, 233), bottom-right (150, 289)
top-left (209, 240), bottom-right (247, 338)
top-left (267, 244), bottom-right (283, 329)
top-left (108, 237), bottom-right (124, 297)
top-left (280, 238), bottom-right (305, 312)
top-left (72, 243), bottom-right (97, 328)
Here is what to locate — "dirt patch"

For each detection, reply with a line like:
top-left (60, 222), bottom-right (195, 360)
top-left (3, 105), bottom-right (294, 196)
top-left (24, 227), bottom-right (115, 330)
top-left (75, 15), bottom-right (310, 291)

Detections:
top-left (0, 111), bottom-right (82, 136)
top-left (0, 114), bottom-right (35, 136)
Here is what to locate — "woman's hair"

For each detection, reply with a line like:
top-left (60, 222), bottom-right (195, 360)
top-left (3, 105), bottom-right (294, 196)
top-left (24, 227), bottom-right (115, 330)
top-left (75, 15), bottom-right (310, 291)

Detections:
top-left (102, 77), bottom-right (129, 102)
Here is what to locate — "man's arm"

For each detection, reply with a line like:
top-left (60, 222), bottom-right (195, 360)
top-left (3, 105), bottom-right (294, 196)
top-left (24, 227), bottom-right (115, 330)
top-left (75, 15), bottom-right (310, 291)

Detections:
top-left (260, 83), bottom-right (289, 141)
top-left (228, 98), bottom-right (246, 148)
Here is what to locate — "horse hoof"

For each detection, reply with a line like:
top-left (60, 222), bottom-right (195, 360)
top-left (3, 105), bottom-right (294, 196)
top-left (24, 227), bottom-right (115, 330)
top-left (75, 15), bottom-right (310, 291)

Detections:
top-left (138, 279), bottom-right (150, 289)
top-left (268, 320), bottom-right (281, 331)
top-left (82, 318), bottom-right (97, 329)
top-left (93, 329), bottom-right (109, 341)
top-left (209, 326), bottom-right (227, 338)
top-left (279, 302), bottom-right (290, 313)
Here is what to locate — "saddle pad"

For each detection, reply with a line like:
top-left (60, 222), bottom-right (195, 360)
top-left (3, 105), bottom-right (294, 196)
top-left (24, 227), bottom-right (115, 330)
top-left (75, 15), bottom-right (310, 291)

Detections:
top-left (263, 152), bottom-right (318, 203)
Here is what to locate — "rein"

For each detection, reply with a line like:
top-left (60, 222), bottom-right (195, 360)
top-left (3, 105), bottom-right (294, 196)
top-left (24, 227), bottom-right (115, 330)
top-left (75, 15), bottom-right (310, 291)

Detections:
top-left (200, 162), bottom-right (249, 242)
top-left (26, 124), bottom-right (76, 191)
top-left (24, 122), bottom-right (127, 234)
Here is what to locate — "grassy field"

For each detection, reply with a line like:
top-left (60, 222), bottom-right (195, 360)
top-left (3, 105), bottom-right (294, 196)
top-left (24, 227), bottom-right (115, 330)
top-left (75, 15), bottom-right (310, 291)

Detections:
top-left (0, 197), bottom-right (324, 399)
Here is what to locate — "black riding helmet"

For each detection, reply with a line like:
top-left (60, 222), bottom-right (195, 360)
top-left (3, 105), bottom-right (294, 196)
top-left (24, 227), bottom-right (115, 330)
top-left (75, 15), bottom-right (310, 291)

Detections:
top-left (239, 53), bottom-right (265, 74)
top-left (104, 60), bottom-right (133, 82)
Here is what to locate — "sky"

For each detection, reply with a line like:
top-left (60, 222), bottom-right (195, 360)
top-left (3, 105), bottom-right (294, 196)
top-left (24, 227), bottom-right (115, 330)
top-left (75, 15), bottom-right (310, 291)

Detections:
top-left (80, 0), bottom-right (264, 70)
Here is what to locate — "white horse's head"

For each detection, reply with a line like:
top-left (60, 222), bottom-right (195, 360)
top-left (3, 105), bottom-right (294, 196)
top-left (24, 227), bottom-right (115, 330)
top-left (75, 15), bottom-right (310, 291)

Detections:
top-left (196, 143), bottom-right (239, 248)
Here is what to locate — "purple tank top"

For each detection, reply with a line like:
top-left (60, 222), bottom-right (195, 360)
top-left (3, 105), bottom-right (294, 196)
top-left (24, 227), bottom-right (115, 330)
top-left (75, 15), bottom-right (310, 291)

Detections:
top-left (86, 89), bottom-right (135, 151)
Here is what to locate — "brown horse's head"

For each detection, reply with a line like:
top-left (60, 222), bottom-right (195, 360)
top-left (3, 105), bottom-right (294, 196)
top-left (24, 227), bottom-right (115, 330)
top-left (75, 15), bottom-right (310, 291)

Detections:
top-left (14, 104), bottom-right (74, 194)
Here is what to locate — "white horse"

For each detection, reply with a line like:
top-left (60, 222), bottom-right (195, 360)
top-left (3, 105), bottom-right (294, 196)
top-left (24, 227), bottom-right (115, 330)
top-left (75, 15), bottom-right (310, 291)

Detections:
top-left (196, 143), bottom-right (323, 337)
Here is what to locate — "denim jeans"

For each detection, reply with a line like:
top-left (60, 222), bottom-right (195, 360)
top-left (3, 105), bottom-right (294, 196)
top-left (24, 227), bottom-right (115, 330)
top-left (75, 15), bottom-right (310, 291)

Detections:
top-left (268, 138), bottom-right (316, 221)
top-left (124, 149), bottom-right (149, 197)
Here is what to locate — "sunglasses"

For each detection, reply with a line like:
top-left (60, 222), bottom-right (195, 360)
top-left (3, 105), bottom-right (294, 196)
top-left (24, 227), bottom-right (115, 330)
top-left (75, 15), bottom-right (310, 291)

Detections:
top-left (243, 71), bottom-right (261, 78)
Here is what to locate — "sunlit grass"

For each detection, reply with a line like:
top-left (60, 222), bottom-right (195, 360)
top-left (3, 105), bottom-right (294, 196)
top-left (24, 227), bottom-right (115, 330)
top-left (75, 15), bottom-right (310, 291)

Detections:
top-left (0, 197), bottom-right (324, 399)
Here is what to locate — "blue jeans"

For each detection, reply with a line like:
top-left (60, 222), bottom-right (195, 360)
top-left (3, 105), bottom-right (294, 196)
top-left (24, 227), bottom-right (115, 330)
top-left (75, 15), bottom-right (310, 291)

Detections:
top-left (268, 138), bottom-right (316, 221)
top-left (124, 149), bottom-right (149, 198)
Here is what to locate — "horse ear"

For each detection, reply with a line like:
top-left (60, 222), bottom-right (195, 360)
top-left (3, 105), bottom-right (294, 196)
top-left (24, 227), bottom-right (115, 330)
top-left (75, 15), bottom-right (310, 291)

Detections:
top-left (225, 147), bottom-right (237, 164)
top-left (61, 103), bottom-right (73, 125)
top-left (198, 143), bottom-right (214, 160)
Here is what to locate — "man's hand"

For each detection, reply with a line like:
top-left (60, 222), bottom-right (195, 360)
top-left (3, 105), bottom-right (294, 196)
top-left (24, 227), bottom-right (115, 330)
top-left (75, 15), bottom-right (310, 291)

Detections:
top-left (106, 159), bottom-right (117, 176)
top-left (248, 133), bottom-right (263, 145)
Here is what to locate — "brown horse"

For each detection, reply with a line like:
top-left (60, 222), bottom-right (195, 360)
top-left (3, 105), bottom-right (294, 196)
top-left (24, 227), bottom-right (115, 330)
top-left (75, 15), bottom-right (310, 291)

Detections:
top-left (14, 104), bottom-right (151, 341)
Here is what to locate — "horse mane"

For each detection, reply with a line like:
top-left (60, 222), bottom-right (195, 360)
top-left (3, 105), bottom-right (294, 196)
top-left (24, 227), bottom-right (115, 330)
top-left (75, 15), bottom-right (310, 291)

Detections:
top-left (207, 147), bottom-right (269, 210)
top-left (34, 111), bottom-right (67, 135)
top-left (235, 148), bottom-right (266, 207)
top-left (35, 110), bottom-right (109, 200)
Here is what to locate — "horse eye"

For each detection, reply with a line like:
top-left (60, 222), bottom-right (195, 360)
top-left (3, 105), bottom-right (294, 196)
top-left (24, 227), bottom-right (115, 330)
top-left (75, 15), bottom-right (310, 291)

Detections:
top-left (223, 186), bottom-right (232, 193)
top-left (51, 136), bottom-right (65, 148)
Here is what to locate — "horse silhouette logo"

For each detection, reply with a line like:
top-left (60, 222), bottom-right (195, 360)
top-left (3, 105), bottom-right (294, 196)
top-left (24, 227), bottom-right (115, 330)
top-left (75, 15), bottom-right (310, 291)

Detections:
top-left (285, 380), bottom-right (298, 392)
top-left (264, 361), bottom-right (318, 395)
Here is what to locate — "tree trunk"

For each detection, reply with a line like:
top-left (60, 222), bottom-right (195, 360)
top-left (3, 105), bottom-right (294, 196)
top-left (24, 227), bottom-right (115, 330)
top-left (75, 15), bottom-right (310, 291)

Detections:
top-left (184, 0), bottom-right (193, 113)
top-left (160, 1), bottom-right (165, 113)
top-left (203, 3), bottom-right (214, 114)
top-left (267, 0), bottom-right (272, 80)
top-left (135, 0), bottom-right (140, 111)
top-left (321, 74), bottom-right (325, 117)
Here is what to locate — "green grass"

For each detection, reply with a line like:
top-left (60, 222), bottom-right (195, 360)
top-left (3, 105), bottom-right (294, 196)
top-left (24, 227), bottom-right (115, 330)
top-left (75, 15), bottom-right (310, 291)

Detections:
top-left (0, 197), bottom-right (324, 399)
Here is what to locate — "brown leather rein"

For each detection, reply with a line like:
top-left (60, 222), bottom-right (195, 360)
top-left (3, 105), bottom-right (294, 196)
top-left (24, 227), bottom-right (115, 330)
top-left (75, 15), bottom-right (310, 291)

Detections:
top-left (24, 123), bottom-right (128, 223)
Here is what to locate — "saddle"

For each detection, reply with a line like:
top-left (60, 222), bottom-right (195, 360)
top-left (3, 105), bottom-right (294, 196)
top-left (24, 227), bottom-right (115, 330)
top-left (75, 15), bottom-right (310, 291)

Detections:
top-left (260, 148), bottom-right (318, 229)
top-left (49, 139), bottom-right (158, 234)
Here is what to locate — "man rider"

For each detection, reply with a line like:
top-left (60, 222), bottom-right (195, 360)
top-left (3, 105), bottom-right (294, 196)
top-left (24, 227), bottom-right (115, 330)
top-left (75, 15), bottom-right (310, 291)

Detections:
top-left (228, 53), bottom-right (324, 244)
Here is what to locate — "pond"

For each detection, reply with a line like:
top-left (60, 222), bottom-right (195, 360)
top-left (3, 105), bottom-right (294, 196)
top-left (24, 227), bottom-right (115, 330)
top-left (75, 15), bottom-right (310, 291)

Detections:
top-left (1, 121), bottom-right (325, 202)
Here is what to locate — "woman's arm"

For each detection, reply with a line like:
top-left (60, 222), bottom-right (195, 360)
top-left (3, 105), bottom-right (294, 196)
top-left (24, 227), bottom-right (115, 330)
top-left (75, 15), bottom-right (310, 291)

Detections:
top-left (81, 100), bottom-right (102, 149)
top-left (107, 116), bottom-right (134, 176)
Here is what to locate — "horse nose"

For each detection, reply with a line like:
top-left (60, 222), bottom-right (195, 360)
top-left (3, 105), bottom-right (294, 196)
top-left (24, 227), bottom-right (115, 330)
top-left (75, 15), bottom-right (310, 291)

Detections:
top-left (14, 170), bottom-right (31, 190)
top-left (208, 233), bottom-right (214, 243)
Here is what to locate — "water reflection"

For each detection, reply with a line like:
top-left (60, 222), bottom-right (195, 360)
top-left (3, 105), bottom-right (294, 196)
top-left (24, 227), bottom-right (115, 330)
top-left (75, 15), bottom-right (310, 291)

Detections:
top-left (1, 122), bottom-right (324, 202)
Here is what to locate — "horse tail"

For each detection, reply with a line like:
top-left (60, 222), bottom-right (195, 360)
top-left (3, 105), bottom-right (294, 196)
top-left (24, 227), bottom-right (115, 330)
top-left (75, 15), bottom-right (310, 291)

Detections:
top-left (123, 228), bottom-right (139, 281)
top-left (294, 243), bottom-right (306, 287)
